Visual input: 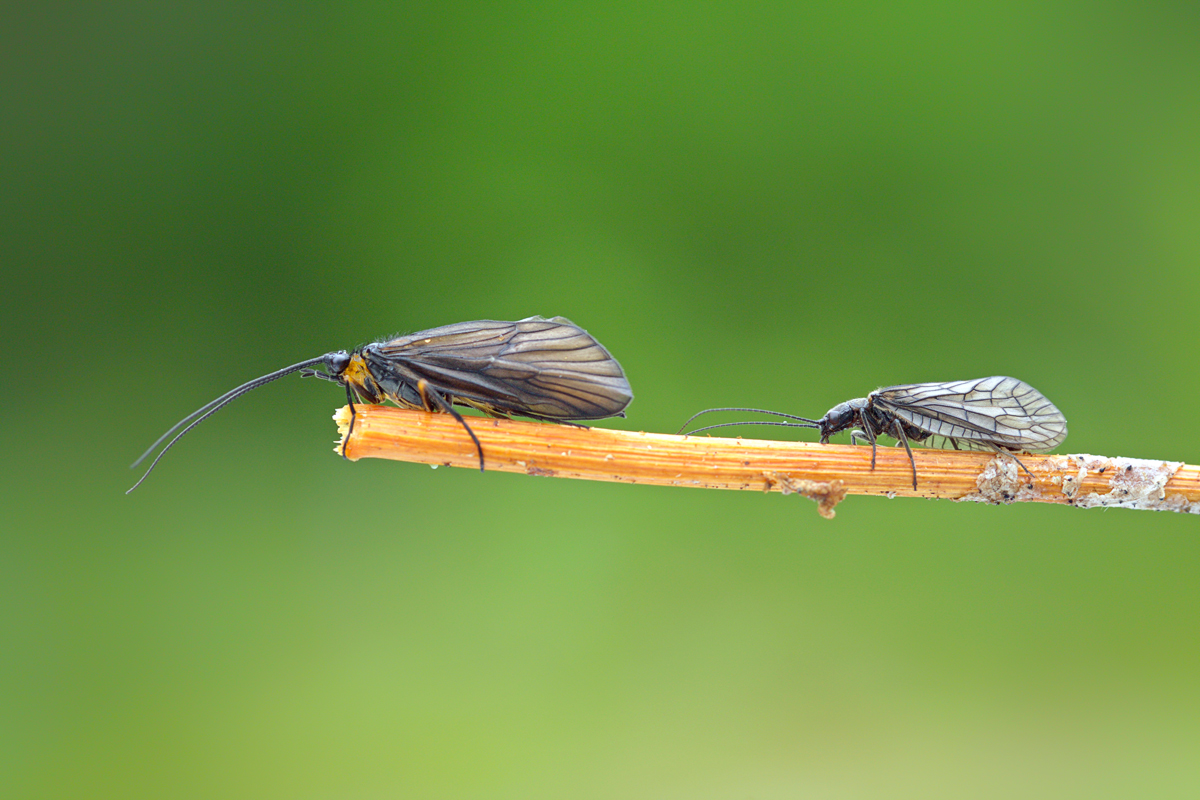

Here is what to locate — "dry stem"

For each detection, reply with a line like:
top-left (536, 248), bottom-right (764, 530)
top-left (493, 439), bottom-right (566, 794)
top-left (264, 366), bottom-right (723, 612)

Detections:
top-left (333, 406), bottom-right (1200, 517)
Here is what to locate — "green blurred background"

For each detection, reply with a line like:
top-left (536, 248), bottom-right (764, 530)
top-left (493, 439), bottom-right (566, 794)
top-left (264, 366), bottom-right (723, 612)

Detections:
top-left (5, 2), bottom-right (1200, 797)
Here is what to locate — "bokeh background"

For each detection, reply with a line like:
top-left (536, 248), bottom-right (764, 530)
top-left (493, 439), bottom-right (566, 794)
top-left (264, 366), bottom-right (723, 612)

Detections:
top-left (5, 2), bottom-right (1200, 798)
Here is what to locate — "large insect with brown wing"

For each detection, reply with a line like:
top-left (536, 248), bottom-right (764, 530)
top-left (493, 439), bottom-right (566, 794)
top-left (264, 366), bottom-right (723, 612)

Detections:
top-left (129, 316), bottom-right (632, 492)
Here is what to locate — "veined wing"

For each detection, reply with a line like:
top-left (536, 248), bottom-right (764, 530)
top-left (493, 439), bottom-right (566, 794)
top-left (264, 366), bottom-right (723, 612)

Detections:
top-left (369, 316), bottom-right (633, 419)
top-left (870, 376), bottom-right (1067, 451)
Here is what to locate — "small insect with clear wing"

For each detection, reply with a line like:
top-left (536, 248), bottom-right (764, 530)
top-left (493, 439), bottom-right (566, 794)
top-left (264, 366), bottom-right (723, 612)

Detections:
top-left (129, 316), bottom-right (632, 492)
top-left (678, 376), bottom-right (1067, 489)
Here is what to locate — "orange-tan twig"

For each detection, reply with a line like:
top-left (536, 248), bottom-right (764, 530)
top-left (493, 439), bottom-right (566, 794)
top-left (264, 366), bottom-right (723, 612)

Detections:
top-left (333, 405), bottom-right (1200, 518)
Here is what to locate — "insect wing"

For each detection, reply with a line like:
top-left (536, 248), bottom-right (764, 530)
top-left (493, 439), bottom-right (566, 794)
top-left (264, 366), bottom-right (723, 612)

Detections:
top-left (368, 316), bottom-right (633, 419)
top-left (871, 376), bottom-right (1067, 451)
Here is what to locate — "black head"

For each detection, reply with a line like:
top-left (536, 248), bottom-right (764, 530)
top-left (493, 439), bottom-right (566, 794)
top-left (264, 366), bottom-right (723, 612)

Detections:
top-left (326, 350), bottom-right (350, 377)
top-left (816, 399), bottom-right (867, 442)
top-left (297, 350), bottom-right (352, 385)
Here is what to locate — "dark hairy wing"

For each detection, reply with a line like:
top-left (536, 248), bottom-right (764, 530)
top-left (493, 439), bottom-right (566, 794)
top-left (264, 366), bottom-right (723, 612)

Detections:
top-left (870, 376), bottom-right (1067, 451)
top-left (369, 316), bottom-right (633, 419)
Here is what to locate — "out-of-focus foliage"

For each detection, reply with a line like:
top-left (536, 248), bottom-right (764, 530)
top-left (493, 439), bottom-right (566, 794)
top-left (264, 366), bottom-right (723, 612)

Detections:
top-left (4, 2), bottom-right (1199, 797)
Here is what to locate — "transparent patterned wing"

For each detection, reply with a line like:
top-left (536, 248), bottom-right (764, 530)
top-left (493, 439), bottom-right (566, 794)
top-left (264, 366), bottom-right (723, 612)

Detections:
top-left (369, 316), bottom-right (633, 420)
top-left (870, 376), bottom-right (1067, 451)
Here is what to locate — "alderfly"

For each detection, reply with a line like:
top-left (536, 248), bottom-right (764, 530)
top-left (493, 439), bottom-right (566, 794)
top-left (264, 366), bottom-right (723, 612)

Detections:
top-left (128, 316), bottom-right (633, 492)
top-left (678, 376), bottom-right (1067, 489)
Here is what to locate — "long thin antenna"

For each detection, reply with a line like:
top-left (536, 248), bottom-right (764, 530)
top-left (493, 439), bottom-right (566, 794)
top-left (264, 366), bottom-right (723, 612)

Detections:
top-left (681, 419), bottom-right (821, 436)
top-left (127, 354), bottom-right (339, 493)
top-left (677, 406), bottom-right (820, 435)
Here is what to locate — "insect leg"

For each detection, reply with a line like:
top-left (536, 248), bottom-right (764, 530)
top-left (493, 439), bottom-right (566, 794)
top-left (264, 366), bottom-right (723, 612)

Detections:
top-left (342, 383), bottom-right (356, 460)
top-left (859, 413), bottom-right (878, 470)
top-left (891, 418), bottom-right (918, 490)
top-left (419, 380), bottom-right (486, 472)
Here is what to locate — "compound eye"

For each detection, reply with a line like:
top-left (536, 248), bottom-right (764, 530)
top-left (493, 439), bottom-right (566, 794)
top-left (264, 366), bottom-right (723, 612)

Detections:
top-left (327, 351), bottom-right (351, 375)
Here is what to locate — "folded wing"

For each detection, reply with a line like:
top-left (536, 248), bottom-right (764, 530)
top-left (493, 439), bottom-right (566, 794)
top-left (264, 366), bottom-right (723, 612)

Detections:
top-left (369, 316), bottom-right (633, 419)
top-left (870, 376), bottom-right (1067, 451)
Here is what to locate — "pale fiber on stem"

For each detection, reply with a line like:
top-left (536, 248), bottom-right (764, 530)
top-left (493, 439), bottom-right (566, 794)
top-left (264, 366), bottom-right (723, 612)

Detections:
top-left (332, 406), bottom-right (1200, 518)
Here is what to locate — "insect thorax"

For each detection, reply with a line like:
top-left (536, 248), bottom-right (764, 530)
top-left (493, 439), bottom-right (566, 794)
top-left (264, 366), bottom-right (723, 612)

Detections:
top-left (342, 352), bottom-right (384, 404)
